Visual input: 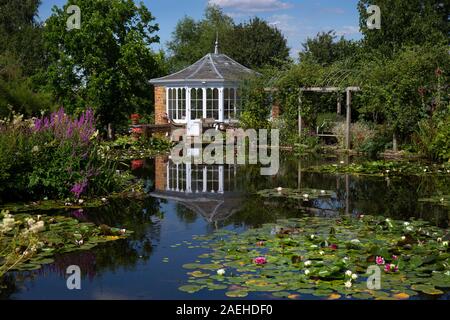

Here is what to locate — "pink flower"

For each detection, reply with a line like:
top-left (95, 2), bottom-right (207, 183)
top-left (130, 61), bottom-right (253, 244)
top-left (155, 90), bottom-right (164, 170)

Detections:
top-left (392, 255), bottom-right (398, 260)
top-left (376, 256), bottom-right (385, 265)
top-left (384, 263), bottom-right (399, 273)
top-left (254, 257), bottom-right (267, 265)
top-left (329, 244), bottom-right (338, 250)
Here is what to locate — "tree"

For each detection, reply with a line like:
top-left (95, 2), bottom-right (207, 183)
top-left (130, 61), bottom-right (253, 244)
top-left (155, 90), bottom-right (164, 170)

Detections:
top-left (43, 0), bottom-right (164, 136)
top-left (358, 0), bottom-right (449, 57)
top-left (167, 6), bottom-right (290, 70)
top-left (167, 5), bottom-right (234, 71)
top-left (0, 0), bottom-right (45, 76)
top-left (299, 31), bottom-right (360, 66)
top-left (228, 17), bottom-right (290, 69)
top-left (356, 45), bottom-right (450, 149)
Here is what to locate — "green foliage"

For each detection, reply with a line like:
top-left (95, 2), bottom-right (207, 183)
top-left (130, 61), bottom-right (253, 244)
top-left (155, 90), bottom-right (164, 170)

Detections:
top-left (228, 17), bottom-right (290, 69)
top-left (103, 134), bottom-right (173, 161)
top-left (0, 0), bottom-right (45, 76)
top-left (239, 77), bottom-right (271, 130)
top-left (0, 54), bottom-right (54, 118)
top-left (42, 0), bottom-right (164, 131)
top-left (0, 210), bottom-right (131, 277)
top-left (299, 31), bottom-right (361, 66)
top-left (414, 103), bottom-right (450, 161)
top-left (358, 0), bottom-right (449, 57)
top-left (167, 5), bottom-right (289, 70)
top-left (357, 45), bottom-right (449, 140)
top-left (177, 215), bottom-right (450, 299)
top-left (0, 112), bottom-right (128, 202)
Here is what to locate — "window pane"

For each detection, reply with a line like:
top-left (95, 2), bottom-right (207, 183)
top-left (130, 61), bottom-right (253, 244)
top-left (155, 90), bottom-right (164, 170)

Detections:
top-left (191, 88), bottom-right (203, 120)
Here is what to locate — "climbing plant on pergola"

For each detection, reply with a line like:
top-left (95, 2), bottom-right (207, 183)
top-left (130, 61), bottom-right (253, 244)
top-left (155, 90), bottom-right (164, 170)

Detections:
top-left (298, 86), bottom-right (360, 150)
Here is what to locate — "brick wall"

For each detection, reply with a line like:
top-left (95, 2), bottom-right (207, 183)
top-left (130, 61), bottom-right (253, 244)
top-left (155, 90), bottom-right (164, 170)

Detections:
top-left (154, 86), bottom-right (167, 125)
top-left (271, 101), bottom-right (281, 119)
top-left (154, 155), bottom-right (168, 191)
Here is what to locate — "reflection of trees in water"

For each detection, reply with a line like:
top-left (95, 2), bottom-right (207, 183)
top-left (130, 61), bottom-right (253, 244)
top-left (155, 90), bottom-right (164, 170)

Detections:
top-left (176, 203), bottom-right (198, 224)
top-left (82, 197), bottom-right (163, 271)
top-left (0, 274), bottom-right (17, 299)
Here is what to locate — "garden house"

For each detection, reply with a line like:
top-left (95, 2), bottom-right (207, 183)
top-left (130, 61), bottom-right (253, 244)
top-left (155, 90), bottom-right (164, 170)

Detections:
top-left (150, 41), bottom-right (258, 126)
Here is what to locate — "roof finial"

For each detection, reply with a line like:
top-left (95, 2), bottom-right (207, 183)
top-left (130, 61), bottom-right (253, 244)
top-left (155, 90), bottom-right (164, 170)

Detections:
top-left (214, 31), bottom-right (219, 54)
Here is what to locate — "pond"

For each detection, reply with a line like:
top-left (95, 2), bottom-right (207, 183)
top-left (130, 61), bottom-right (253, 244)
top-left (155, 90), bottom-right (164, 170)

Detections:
top-left (1, 153), bottom-right (449, 300)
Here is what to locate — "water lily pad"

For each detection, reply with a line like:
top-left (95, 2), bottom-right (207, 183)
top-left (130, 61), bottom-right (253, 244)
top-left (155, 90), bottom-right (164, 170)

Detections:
top-left (179, 285), bottom-right (204, 293)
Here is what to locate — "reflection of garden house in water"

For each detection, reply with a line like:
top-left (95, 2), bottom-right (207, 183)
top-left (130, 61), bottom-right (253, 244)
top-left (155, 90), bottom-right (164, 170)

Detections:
top-left (151, 156), bottom-right (243, 223)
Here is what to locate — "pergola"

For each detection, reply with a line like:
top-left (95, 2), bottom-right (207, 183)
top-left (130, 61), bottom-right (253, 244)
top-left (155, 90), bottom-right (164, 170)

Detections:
top-left (299, 86), bottom-right (361, 150)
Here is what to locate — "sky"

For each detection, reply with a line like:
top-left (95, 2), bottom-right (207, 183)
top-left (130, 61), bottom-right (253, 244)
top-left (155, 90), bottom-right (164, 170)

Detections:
top-left (38, 0), bottom-right (363, 58)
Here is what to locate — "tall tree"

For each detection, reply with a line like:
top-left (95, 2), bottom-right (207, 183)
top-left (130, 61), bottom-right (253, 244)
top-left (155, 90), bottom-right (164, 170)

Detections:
top-left (167, 5), bottom-right (234, 71)
top-left (358, 0), bottom-right (449, 57)
top-left (167, 6), bottom-right (290, 70)
top-left (43, 0), bottom-right (163, 134)
top-left (299, 31), bottom-right (360, 66)
top-left (228, 17), bottom-right (290, 69)
top-left (0, 0), bottom-right (45, 76)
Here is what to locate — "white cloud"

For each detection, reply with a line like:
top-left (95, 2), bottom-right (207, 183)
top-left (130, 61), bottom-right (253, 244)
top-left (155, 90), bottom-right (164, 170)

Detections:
top-left (209, 0), bottom-right (293, 13)
top-left (335, 25), bottom-right (360, 36)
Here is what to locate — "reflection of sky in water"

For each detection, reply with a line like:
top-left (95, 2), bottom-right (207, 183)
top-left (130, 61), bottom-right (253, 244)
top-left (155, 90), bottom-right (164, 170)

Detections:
top-left (4, 154), bottom-right (450, 300)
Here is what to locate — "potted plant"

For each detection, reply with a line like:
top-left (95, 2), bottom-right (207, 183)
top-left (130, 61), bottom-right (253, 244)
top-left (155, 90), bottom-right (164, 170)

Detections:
top-left (131, 113), bottom-right (141, 125)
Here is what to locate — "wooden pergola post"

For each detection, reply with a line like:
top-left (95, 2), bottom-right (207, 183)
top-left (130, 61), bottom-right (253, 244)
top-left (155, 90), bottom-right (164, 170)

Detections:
top-left (299, 86), bottom-right (360, 151)
top-left (298, 93), bottom-right (302, 138)
top-left (345, 89), bottom-right (351, 150)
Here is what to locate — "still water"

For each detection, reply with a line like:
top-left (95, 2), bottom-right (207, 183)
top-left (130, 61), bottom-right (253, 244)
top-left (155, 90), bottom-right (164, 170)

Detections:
top-left (2, 153), bottom-right (449, 299)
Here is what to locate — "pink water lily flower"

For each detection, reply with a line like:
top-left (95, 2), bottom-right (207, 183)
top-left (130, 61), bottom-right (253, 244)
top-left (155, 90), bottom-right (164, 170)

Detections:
top-left (254, 257), bottom-right (267, 265)
top-left (384, 263), bottom-right (399, 273)
top-left (376, 256), bottom-right (385, 265)
top-left (392, 255), bottom-right (398, 260)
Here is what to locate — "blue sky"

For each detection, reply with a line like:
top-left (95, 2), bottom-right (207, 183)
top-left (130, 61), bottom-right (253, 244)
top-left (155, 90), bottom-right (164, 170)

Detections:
top-left (38, 0), bottom-right (363, 58)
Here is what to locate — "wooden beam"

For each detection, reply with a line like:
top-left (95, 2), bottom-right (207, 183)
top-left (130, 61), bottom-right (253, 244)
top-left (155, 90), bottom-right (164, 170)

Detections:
top-left (300, 86), bottom-right (361, 93)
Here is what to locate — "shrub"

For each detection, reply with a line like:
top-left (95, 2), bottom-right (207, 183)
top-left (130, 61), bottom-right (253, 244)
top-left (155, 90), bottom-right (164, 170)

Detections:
top-left (0, 109), bottom-right (127, 202)
top-left (332, 121), bottom-right (376, 150)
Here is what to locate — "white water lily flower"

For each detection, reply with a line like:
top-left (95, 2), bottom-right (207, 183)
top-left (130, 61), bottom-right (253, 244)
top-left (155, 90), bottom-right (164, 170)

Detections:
top-left (304, 260), bottom-right (312, 267)
top-left (101, 198), bottom-right (107, 202)
top-left (340, 161), bottom-right (345, 164)
top-left (320, 190), bottom-right (326, 194)
top-left (351, 274), bottom-right (358, 280)
top-left (404, 222), bottom-right (410, 226)
top-left (345, 281), bottom-right (352, 288)
top-left (304, 269), bottom-right (310, 275)
top-left (217, 269), bottom-right (226, 276)
top-left (310, 235), bottom-right (315, 240)
top-left (276, 187), bottom-right (283, 192)
top-left (29, 221), bottom-right (45, 233)
top-left (319, 251), bottom-right (325, 255)
top-left (78, 199), bottom-right (84, 204)
top-left (303, 194), bottom-right (309, 198)
top-left (401, 236), bottom-right (406, 241)
top-left (345, 270), bottom-right (353, 277)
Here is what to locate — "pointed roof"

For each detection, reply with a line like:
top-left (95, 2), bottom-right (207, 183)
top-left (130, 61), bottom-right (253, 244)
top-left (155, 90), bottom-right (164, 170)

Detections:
top-left (150, 53), bottom-right (258, 84)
